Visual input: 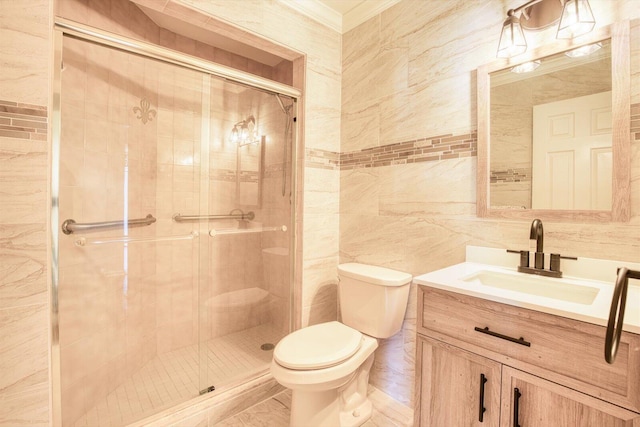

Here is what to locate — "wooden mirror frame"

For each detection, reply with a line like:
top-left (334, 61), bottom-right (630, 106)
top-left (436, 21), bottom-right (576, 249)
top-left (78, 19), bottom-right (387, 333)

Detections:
top-left (477, 21), bottom-right (630, 222)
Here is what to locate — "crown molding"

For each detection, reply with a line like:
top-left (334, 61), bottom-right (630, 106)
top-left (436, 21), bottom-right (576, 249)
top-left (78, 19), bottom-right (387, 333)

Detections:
top-left (278, 0), bottom-right (400, 34)
top-left (278, 0), bottom-right (343, 33)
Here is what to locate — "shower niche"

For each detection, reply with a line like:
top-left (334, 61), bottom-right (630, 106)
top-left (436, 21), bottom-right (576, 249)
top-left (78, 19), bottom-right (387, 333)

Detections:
top-left (53, 32), bottom-right (296, 427)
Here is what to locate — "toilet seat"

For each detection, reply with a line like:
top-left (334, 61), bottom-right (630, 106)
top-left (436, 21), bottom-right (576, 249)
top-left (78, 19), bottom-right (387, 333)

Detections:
top-left (274, 321), bottom-right (363, 370)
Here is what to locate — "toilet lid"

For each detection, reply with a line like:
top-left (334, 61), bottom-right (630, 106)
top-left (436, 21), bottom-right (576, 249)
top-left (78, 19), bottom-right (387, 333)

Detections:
top-left (274, 321), bottom-right (363, 370)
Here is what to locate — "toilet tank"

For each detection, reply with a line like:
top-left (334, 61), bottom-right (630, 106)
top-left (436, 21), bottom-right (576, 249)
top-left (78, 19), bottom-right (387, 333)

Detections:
top-left (338, 263), bottom-right (412, 339)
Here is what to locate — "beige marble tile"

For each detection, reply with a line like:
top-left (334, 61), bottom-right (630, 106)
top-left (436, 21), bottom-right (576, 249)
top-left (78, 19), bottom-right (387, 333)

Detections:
top-left (0, 0), bottom-right (50, 106)
top-left (302, 211), bottom-right (339, 261)
top-left (0, 224), bottom-right (47, 308)
top-left (341, 101), bottom-right (381, 152)
top-left (215, 387), bottom-right (412, 427)
top-left (378, 74), bottom-right (475, 145)
top-left (0, 383), bottom-right (50, 427)
top-left (340, 168), bottom-right (381, 215)
top-left (406, 3), bottom-right (501, 88)
top-left (364, 386), bottom-right (413, 427)
top-left (215, 391), bottom-right (290, 427)
top-left (377, 158), bottom-right (476, 217)
top-left (301, 256), bottom-right (338, 310)
top-left (0, 304), bottom-right (49, 397)
top-left (342, 45), bottom-right (408, 116)
top-left (0, 138), bottom-right (47, 224)
top-left (303, 167), bottom-right (339, 215)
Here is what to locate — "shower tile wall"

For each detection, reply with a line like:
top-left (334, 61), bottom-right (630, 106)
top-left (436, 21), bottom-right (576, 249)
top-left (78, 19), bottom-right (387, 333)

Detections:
top-left (340, 0), bottom-right (640, 408)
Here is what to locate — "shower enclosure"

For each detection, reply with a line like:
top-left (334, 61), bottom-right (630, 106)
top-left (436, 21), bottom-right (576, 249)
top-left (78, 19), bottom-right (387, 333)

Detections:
top-left (51, 24), bottom-right (297, 427)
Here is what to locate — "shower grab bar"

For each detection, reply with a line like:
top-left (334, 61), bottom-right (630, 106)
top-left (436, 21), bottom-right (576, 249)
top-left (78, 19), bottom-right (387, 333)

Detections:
top-left (62, 214), bottom-right (156, 235)
top-left (75, 231), bottom-right (199, 247)
top-left (173, 211), bottom-right (255, 222)
top-left (209, 225), bottom-right (287, 237)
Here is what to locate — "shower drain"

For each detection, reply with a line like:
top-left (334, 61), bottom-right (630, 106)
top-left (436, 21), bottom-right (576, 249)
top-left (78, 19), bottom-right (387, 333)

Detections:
top-left (261, 343), bottom-right (275, 351)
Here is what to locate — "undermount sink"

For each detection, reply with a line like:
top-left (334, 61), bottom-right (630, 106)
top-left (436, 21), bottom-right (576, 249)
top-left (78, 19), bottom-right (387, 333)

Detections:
top-left (462, 270), bottom-right (600, 305)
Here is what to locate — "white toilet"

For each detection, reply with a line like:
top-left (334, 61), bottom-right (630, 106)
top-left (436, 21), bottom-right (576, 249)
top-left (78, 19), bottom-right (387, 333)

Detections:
top-left (270, 263), bottom-right (412, 427)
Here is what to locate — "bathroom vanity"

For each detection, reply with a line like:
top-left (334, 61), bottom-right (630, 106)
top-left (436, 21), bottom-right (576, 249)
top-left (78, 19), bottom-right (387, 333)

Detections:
top-left (413, 247), bottom-right (640, 426)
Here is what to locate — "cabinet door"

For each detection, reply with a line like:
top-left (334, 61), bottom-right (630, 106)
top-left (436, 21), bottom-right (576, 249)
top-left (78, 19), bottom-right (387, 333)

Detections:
top-left (500, 366), bottom-right (640, 427)
top-left (415, 335), bottom-right (501, 427)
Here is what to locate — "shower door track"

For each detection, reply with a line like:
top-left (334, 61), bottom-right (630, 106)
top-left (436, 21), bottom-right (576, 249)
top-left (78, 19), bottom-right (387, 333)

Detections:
top-left (50, 19), bottom-right (300, 427)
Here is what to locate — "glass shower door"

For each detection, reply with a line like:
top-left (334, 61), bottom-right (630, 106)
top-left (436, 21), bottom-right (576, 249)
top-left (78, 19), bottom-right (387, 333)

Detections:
top-left (198, 76), bottom-right (295, 394)
top-left (56, 36), bottom-right (204, 426)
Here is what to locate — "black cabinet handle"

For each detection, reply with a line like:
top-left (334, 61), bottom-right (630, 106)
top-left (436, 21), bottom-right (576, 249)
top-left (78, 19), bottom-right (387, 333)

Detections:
top-left (513, 387), bottom-right (522, 427)
top-left (478, 373), bottom-right (487, 422)
top-left (474, 326), bottom-right (531, 347)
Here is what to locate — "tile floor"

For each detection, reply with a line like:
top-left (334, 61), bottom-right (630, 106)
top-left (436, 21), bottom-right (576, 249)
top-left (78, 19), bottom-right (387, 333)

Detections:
top-left (72, 324), bottom-right (281, 427)
top-left (217, 387), bottom-right (413, 427)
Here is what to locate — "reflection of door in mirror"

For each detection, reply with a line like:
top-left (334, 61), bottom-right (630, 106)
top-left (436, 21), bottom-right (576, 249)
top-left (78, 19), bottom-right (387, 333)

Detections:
top-left (532, 91), bottom-right (612, 210)
top-left (489, 40), bottom-right (611, 210)
top-left (237, 138), bottom-right (263, 207)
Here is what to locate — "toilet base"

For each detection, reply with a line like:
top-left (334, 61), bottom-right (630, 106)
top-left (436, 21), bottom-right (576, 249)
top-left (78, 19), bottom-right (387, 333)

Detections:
top-left (288, 352), bottom-right (375, 427)
top-left (339, 398), bottom-right (372, 427)
top-left (289, 387), bottom-right (373, 427)
top-left (290, 389), bottom-right (340, 427)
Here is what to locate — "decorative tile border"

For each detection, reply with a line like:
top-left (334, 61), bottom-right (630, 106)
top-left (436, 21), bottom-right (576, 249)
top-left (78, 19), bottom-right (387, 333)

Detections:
top-left (307, 102), bottom-right (640, 171)
top-left (305, 148), bottom-right (341, 170)
top-left (632, 103), bottom-right (640, 141)
top-left (490, 168), bottom-right (531, 183)
top-left (210, 169), bottom-right (259, 183)
top-left (340, 132), bottom-right (477, 170)
top-left (0, 100), bottom-right (48, 140)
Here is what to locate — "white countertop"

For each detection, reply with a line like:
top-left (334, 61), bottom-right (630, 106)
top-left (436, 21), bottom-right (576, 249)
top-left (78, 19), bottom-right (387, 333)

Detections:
top-left (413, 246), bottom-right (640, 335)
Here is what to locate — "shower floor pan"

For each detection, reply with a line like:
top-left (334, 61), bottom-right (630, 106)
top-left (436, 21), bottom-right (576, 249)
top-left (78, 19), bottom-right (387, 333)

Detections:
top-left (72, 323), bottom-right (282, 427)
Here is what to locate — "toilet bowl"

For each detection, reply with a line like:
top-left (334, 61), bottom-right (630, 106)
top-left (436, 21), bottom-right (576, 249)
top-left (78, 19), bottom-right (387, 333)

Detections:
top-left (271, 263), bottom-right (412, 427)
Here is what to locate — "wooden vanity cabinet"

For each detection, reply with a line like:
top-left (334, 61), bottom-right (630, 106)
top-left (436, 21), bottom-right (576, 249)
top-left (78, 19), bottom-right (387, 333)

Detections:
top-left (500, 367), bottom-right (640, 427)
top-left (415, 285), bottom-right (640, 427)
top-left (416, 335), bottom-right (501, 426)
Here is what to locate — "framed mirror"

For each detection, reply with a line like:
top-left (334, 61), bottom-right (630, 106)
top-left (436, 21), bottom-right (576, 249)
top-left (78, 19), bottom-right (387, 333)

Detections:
top-left (477, 21), bottom-right (630, 222)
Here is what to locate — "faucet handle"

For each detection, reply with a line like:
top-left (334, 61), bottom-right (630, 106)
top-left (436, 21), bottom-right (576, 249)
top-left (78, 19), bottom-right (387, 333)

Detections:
top-left (519, 250), bottom-right (529, 268)
top-left (550, 253), bottom-right (561, 272)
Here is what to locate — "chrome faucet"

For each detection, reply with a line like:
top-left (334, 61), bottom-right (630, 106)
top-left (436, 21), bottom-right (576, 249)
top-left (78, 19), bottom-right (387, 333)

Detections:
top-left (530, 219), bottom-right (544, 269)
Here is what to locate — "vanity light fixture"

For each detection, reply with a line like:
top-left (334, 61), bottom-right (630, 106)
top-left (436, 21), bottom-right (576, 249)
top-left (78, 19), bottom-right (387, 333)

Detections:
top-left (230, 115), bottom-right (259, 146)
top-left (497, 0), bottom-right (596, 58)
top-left (510, 60), bottom-right (541, 73)
top-left (556, 0), bottom-right (596, 39)
top-left (497, 10), bottom-right (527, 58)
top-left (564, 41), bottom-right (602, 57)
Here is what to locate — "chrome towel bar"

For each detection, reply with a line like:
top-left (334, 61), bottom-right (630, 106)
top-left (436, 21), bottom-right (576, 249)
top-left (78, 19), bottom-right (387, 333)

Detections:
top-left (173, 211), bottom-right (255, 222)
top-left (75, 231), bottom-right (198, 247)
top-left (61, 214), bottom-right (156, 235)
top-left (209, 225), bottom-right (286, 237)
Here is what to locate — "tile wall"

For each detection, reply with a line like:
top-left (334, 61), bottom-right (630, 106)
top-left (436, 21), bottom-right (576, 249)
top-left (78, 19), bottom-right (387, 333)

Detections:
top-left (0, 0), bottom-right (51, 425)
top-left (341, 0), bottom-right (640, 408)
